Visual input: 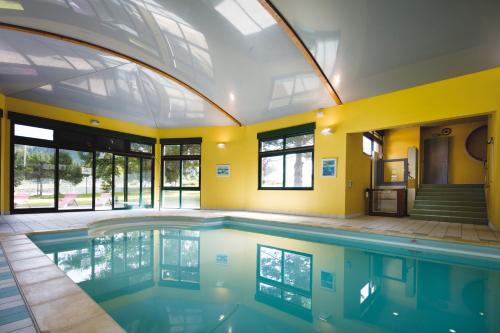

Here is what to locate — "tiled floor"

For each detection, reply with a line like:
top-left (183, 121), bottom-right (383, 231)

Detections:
top-left (0, 209), bottom-right (499, 246)
top-left (0, 245), bottom-right (36, 333)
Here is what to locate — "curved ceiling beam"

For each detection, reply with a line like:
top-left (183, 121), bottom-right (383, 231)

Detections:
top-left (257, 0), bottom-right (342, 105)
top-left (0, 22), bottom-right (242, 126)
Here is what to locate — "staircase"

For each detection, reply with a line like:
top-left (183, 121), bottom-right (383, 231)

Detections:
top-left (410, 184), bottom-right (488, 225)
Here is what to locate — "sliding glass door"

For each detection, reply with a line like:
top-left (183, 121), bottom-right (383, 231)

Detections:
top-left (13, 144), bottom-right (56, 210)
top-left (95, 152), bottom-right (113, 210)
top-left (58, 149), bottom-right (93, 210)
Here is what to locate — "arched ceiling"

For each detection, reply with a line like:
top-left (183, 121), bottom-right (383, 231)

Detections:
top-left (0, 0), bottom-right (499, 128)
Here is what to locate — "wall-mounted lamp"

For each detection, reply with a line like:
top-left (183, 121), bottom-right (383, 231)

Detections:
top-left (321, 127), bottom-right (334, 136)
top-left (316, 110), bottom-right (325, 118)
top-left (217, 142), bottom-right (226, 149)
top-left (90, 119), bottom-right (100, 126)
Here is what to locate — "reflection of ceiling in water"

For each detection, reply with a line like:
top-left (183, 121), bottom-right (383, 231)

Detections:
top-left (3, 1), bottom-right (499, 127)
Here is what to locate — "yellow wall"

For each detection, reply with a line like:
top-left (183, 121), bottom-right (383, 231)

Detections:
top-left (1, 67), bottom-right (500, 228)
top-left (421, 120), bottom-right (487, 184)
top-left (345, 133), bottom-right (372, 216)
top-left (384, 127), bottom-right (420, 160)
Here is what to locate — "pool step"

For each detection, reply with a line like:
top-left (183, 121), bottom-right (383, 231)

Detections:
top-left (411, 184), bottom-right (488, 225)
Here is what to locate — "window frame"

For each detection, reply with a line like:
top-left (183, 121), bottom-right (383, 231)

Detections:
top-left (257, 123), bottom-right (315, 190)
top-left (363, 131), bottom-right (383, 157)
top-left (160, 138), bottom-right (202, 209)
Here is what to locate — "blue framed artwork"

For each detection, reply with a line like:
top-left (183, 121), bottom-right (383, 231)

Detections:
top-left (216, 164), bottom-right (230, 177)
top-left (321, 158), bottom-right (337, 177)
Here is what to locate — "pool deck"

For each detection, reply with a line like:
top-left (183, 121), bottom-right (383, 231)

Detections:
top-left (0, 209), bottom-right (499, 332)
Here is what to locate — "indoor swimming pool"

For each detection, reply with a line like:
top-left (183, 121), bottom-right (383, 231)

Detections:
top-left (30, 222), bottom-right (500, 333)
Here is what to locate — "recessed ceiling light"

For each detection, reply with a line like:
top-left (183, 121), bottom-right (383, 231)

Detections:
top-left (333, 74), bottom-right (341, 87)
top-left (229, 93), bottom-right (235, 101)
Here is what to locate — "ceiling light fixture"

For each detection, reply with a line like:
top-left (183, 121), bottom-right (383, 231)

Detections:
top-left (229, 92), bottom-right (235, 101)
top-left (321, 127), bottom-right (334, 135)
top-left (217, 142), bottom-right (226, 149)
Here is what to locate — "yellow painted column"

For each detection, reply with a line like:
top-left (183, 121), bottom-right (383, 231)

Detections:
top-left (1, 108), bottom-right (9, 214)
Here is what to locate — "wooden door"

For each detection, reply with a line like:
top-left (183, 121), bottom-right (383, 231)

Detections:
top-left (423, 137), bottom-right (449, 184)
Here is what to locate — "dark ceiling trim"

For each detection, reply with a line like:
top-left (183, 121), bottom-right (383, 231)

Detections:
top-left (257, 0), bottom-right (342, 105)
top-left (0, 22), bottom-right (242, 127)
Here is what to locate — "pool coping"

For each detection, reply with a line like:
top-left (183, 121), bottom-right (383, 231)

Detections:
top-left (1, 213), bottom-right (499, 333)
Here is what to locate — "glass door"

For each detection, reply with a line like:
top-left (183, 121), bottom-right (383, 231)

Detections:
top-left (141, 158), bottom-right (153, 208)
top-left (113, 155), bottom-right (126, 209)
top-left (127, 157), bottom-right (141, 208)
top-left (58, 149), bottom-right (93, 210)
top-left (95, 152), bottom-right (113, 210)
top-left (13, 144), bottom-right (56, 210)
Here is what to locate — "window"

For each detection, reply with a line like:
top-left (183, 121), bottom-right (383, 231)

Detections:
top-left (130, 142), bottom-right (153, 154)
top-left (14, 124), bottom-right (53, 141)
top-left (258, 123), bottom-right (315, 190)
top-left (9, 112), bottom-right (155, 213)
top-left (161, 138), bottom-right (201, 209)
top-left (256, 245), bottom-right (312, 320)
top-left (363, 132), bottom-right (383, 157)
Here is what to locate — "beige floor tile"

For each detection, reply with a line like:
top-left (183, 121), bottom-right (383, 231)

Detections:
top-left (30, 292), bottom-right (105, 332)
top-left (6, 249), bottom-right (45, 261)
top-left (9, 256), bottom-right (54, 272)
top-left (3, 243), bottom-right (39, 254)
top-left (55, 313), bottom-right (125, 333)
top-left (22, 276), bottom-right (81, 306)
top-left (15, 264), bottom-right (65, 286)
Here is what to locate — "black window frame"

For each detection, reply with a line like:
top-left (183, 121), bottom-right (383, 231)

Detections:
top-left (160, 138), bottom-right (201, 209)
top-left (258, 123), bottom-right (315, 190)
top-left (9, 112), bottom-right (155, 214)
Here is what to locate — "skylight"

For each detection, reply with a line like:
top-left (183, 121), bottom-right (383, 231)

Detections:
top-left (215, 0), bottom-right (276, 36)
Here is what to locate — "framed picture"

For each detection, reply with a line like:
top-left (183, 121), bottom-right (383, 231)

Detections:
top-left (216, 164), bottom-right (230, 177)
top-left (322, 158), bottom-right (337, 177)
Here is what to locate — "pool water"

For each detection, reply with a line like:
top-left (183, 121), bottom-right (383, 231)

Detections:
top-left (31, 224), bottom-right (500, 333)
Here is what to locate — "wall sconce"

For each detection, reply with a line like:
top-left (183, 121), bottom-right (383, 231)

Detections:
top-left (217, 142), bottom-right (226, 149)
top-left (321, 127), bottom-right (334, 136)
top-left (90, 119), bottom-right (100, 126)
top-left (316, 110), bottom-right (325, 118)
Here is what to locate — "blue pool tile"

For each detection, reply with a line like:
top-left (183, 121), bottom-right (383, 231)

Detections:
top-left (0, 287), bottom-right (19, 299)
top-left (0, 272), bottom-right (12, 281)
top-left (0, 262), bottom-right (7, 268)
top-left (0, 305), bottom-right (29, 325)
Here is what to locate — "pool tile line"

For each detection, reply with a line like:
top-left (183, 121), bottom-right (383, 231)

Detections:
top-left (0, 243), bottom-right (37, 333)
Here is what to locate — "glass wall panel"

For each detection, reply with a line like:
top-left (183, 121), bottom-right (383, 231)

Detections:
top-left (164, 160), bottom-right (180, 187)
top-left (182, 160), bottom-right (200, 187)
top-left (163, 190), bottom-right (180, 208)
top-left (58, 149), bottom-right (93, 210)
top-left (114, 155), bottom-right (126, 209)
top-left (95, 152), bottom-right (113, 210)
top-left (13, 145), bottom-right (56, 209)
top-left (127, 157), bottom-right (141, 208)
top-left (142, 159), bottom-right (153, 207)
top-left (181, 191), bottom-right (200, 209)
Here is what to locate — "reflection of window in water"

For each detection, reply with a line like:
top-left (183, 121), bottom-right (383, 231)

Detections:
top-left (160, 228), bottom-right (200, 289)
top-left (48, 230), bottom-right (153, 283)
top-left (256, 245), bottom-right (312, 321)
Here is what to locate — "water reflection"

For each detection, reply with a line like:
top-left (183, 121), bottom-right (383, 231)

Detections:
top-left (37, 226), bottom-right (499, 333)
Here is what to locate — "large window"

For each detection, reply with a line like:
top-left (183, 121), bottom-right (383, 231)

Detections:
top-left (256, 245), bottom-right (313, 320)
top-left (10, 112), bottom-right (155, 213)
top-left (161, 138), bottom-right (201, 209)
top-left (258, 123), bottom-right (315, 189)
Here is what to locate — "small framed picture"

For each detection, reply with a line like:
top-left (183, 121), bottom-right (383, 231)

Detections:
top-left (322, 158), bottom-right (337, 177)
top-left (216, 164), bottom-right (230, 177)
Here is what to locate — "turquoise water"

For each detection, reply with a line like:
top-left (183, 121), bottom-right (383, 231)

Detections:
top-left (31, 223), bottom-right (500, 333)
